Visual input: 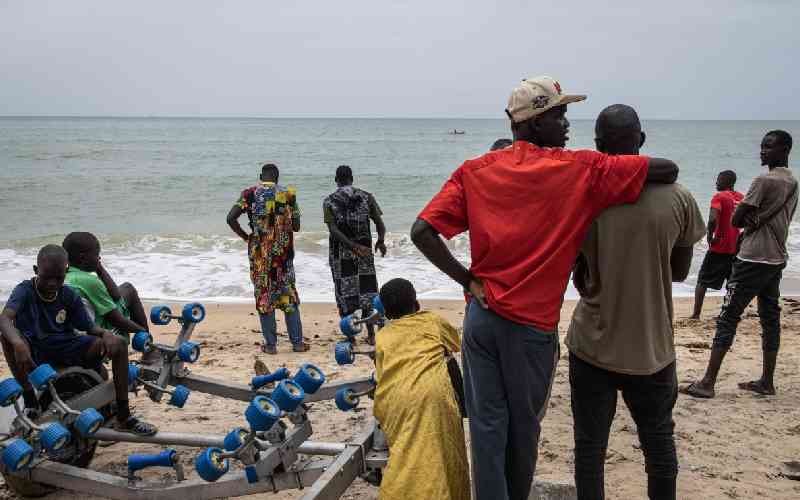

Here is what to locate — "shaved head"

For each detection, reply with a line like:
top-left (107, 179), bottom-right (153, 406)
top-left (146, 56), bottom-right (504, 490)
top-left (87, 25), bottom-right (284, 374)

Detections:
top-left (595, 104), bottom-right (645, 155)
top-left (37, 244), bottom-right (67, 266)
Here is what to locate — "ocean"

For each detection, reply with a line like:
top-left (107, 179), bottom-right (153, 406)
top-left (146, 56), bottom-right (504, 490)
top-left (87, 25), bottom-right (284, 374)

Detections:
top-left (2, 117), bottom-right (799, 304)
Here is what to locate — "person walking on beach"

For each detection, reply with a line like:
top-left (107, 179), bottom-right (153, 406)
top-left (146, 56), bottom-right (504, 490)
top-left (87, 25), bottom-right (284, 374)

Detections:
top-left (411, 75), bottom-right (680, 500)
top-left (690, 171), bottom-right (744, 319)
top-left (567, 105), bottom-right (705, 500)
top-left (227, 163), bottom-right (308, 354)
top-left (684, 130), bottom-right (797, 398)
top-left (323, 165), bottom-right (387, 344)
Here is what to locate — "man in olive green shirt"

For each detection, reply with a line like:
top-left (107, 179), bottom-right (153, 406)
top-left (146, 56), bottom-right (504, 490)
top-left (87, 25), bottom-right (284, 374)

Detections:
top-left (63, 232), bottom-right (150, 342)
top-left (566, 105), bottom-right (705, 500)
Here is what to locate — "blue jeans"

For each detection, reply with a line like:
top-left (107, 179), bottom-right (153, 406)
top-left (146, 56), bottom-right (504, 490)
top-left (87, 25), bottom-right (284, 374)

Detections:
top-left (259, 307), bottom-right (303, 347)
top-left (462, 300), bottom-right (559, 500)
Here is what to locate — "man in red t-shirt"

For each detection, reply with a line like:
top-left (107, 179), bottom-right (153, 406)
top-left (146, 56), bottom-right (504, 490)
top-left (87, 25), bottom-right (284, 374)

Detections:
top-left (410, 76), bottom-right (679, 500)
top-left (690, 171), bottom-right (744, 319)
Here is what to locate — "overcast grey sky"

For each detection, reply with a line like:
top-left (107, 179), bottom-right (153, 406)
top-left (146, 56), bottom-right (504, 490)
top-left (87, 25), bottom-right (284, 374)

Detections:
top-left (1, 1), bottom-right (797, 120)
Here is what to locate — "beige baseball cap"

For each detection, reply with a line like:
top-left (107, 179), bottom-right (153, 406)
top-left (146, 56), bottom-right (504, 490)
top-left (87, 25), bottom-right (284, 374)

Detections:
top-left (505, 76), bottom-right (587, 123)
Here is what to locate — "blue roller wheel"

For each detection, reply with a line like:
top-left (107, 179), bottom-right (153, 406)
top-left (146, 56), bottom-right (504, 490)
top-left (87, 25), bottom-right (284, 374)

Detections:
top-left (169, 385), bottom-right (190, 408)
top-left (40, 422), bottom-right (71, 453)
top-left (195, 447), bottom-right (229, 482)
top-left (0, 378), bottom-right (23, 407)
top-left (223, 427), bottom-right (249, 452)
top-left (335, 387), bottom-right (359, 411)
top-left (182, 303), bottom-right (206, 323)
top-left (334, 341), bottom-right (355, 366)
top-left (28, 364), bottom-right (57, 391)
top-left (2, 439), bottom-right (34, 472)
top-left (372, 295), bottom-right (385, 316)
top-left (339, 315), bottom-right (362, 338)
top-left (131, 331), bottom-right (153, 353)
top-left (128, 363), bottom-right (142, 391)
top-left (244, 396), bottom-right (281, 431)
top-left (75, 408), bottom-right (104, 437)
top-left (177, 341), bottom-right (200, 363)
top-left (150, 305), bottom-right (172, 325)
top-left (270, 380), bottom-right (304, 413)
top-left (293, 363), bottom-right (325, 395)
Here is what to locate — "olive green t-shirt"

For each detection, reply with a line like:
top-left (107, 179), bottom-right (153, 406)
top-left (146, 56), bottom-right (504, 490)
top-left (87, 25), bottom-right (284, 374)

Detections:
top-left (737, 167), bottom-right (798, 265)
top-left (566, 184), bottom-right (706, 375)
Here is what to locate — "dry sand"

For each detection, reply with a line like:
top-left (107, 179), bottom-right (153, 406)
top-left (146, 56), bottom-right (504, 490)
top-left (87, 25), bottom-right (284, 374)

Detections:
top-left (2, 297), bottom-right (800, 499)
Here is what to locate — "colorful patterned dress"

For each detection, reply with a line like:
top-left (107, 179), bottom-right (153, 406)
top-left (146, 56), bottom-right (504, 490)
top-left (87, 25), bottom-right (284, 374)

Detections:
top-left (323, 186), bottom-right (382, 317)
top-left (237, 182), bottom-right (300, 315)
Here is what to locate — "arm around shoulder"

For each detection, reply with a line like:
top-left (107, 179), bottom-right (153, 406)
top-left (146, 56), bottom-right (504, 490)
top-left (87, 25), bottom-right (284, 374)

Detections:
top-left (646, 158), bottom-right (679, 184)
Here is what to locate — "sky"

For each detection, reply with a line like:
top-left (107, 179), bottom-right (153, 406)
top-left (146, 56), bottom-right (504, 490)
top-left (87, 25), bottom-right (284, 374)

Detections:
top-left (1, 0), bottom-right (798, 120)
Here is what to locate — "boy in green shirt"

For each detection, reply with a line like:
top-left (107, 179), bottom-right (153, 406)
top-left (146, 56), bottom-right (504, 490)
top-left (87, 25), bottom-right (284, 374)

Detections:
top-left (62, 232), bottom-right (150, 343)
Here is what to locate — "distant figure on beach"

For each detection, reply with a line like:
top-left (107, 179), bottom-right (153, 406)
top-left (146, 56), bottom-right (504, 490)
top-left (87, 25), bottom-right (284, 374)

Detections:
top-left (62, 232), bottom-right (150, 344)
top-left (411, 75), bottom-right (679, 500)
top-left (490, 138), bottom-right (513, 151)
top-left (567, 105), bottom-right (705, 500)
top-left (323, 165), bottom-right (387, 344)
top-left (684, 130), bottom-right (797, 399)
top-left (373, 278), bottom-right (469, 500)
top-left (0, 245), bottom-right (157, 435)
top-left (690, 171), bottom-right (744, 319)
top-left (227, 163), bottom-right (308, 355)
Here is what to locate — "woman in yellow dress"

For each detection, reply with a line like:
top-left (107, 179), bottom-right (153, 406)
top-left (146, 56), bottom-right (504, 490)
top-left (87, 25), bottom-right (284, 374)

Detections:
top-left (373, 278), bottom-right (470, 500)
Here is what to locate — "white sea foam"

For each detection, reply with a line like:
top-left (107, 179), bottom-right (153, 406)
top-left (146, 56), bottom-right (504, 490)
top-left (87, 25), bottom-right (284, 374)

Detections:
top-left (4, 226), bottom-right (800, 304)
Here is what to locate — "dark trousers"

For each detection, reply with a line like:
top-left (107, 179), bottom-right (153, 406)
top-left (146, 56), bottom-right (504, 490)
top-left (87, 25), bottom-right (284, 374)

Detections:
top-left (713, 259), bottom-right (784, 352)
top-left (462, 301), bottom-right (559, 500)
top-left (569, 353), bottom-right (678, 500)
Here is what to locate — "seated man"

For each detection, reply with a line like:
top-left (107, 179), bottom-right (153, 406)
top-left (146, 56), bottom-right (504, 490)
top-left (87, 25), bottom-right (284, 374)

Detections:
top-left (62, 232), bottom-right (150, 343)
top-left (0, 244), bottom-right (156, 435)
top-left (373, 278), bottom-right (469, 500)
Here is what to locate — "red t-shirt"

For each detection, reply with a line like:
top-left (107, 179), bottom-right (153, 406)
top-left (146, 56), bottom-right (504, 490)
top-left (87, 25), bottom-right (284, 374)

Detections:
top-left (419, 141), bottom-right (649, 331)
top-left (709, 190), bottom-right (744, 254)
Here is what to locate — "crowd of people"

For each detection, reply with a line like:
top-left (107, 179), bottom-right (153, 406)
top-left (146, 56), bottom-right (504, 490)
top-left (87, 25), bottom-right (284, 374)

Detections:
top-left (0, 74), bottom-right (796, 500)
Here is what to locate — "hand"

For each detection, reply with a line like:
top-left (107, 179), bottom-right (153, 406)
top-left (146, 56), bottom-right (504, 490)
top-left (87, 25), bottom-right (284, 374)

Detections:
top-left (98, 331), bottom-right (119, 358)
top-left (13, 341), bottom-right (35, 376)
top-left (374, 240), bottom-right (387, 257)
top-left (353, 245), bottom-right (372, 257)
top-left (467, 278), bottom-right (488, 309)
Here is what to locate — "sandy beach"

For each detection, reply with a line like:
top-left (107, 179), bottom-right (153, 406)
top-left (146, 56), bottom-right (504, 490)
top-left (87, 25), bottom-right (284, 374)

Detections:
top-left (1, 296), bottom-right (799, 499)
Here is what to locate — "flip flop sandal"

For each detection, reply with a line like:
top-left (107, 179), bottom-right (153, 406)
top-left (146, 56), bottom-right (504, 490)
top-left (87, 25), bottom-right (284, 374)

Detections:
top-left (738, 380), bottom-right (775, 395)
top-left (679, 382), bottom-right (715, 399)
top-left (115, 416), bottom-right (158, 436)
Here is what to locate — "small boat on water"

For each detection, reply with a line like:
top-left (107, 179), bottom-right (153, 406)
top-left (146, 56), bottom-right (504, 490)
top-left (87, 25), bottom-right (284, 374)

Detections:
top-left (449, 129), bottom-right (466, 135)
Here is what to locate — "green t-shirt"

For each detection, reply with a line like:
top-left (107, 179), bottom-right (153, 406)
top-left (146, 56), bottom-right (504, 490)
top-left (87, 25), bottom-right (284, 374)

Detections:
top-left (64, 267), bottom-right (120, 331)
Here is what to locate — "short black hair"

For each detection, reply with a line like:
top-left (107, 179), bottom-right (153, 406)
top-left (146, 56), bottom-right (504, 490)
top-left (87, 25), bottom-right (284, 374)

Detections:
top-left (718, 170), bottom-right (737, 187)
top-left (490, 138), bottom-right (513, 151)
top-left (335, 165), bottom-right (353, 182)
top-left (261, 163), bottom-right (280, 181)
top-left (595, 104), bottom-right (641, 139)
top-left (765, 130), bottom-right (793, 151)
top-left (379, 278), bottom-right (417, 319)
top-left (62, 232), bottom-right (100, 264)
top-left (37, 244), bottom-right (67, 266)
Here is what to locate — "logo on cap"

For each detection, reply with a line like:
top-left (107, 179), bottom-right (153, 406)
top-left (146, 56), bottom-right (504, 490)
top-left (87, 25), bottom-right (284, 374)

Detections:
top-left (553, 80), bottom-right (562, 94)
top-left (532, 95), bottom-right (549, 109)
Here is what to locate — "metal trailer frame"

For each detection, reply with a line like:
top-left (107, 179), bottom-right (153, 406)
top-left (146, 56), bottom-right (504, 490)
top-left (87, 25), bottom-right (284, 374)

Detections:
top-left (1, 306), bottom-right (388, 500)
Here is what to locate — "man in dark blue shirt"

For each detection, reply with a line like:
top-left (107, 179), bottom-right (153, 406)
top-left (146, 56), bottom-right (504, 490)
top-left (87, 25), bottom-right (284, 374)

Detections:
top-left (0, 245), bottom-right (156, 436)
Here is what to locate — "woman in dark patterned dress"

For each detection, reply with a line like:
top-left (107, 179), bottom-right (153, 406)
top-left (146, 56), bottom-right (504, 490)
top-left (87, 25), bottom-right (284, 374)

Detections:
top-left (323, 165), bottom-right (387, 343)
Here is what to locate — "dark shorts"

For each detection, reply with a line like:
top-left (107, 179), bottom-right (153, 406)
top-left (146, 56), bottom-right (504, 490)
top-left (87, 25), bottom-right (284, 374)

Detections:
top-left (697, 251), bottom-right (736, 290)
top-left (26, 334), bottom-right (99, 370)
